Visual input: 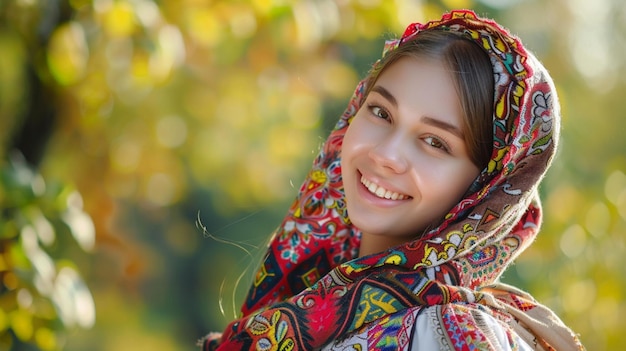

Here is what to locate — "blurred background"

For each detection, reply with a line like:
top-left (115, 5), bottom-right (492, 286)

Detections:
top-left (0, 0), bottom-right (624, 350)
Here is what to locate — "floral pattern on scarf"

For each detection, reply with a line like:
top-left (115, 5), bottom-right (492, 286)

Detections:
top-left (201, 9), bottom-right (584, 351)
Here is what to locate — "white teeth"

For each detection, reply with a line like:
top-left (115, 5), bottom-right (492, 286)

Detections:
top-left (375, 187), bottom-right (385, 197)
top-left (360, 175), bottom-right (408, 200)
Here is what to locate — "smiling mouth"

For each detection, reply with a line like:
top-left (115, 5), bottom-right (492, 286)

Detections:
top-left (360, 175), bottom-right (411, 200)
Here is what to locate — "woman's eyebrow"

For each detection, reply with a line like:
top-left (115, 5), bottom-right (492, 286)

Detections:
top-left (371, 85), bottom-right (397, 107)
top-left (422, 116), bottom-right (465, 140)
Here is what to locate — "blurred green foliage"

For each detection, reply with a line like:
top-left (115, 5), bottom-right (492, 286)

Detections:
top-left (0, 153), bottom-right (95, 350)
top-left (0, 0), bottom-right (624, 350)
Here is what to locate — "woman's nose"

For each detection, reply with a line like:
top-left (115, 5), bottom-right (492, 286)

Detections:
top-left (368, 135), bottom-right (409, 174)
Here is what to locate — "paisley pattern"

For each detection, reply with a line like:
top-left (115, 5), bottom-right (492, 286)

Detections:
top-left (201, 10), bottom-right (584, 351)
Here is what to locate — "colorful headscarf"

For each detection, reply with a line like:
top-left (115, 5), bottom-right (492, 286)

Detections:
top-left (201, 10), bottom-right (584, 351)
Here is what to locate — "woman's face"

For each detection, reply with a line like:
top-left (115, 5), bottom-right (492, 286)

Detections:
top-left (341, 56), bottom-right (481, 253)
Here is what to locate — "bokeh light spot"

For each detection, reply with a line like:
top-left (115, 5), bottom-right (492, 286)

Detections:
top-left (134, 0), bottom-right (161, 28)
top-left (111, 138), bottom-right (142, 173)
top-left (605, 170), bottom-right (626, 205)
top-left (47, 22), bottom-right (88, 86)
top-left (562, 279), bottom-right (596, 314)
top-left (617, 190), bottom-right (626, 221)
top-left (545, 185), bottom-right (583, 223)
top-left (102, 1), bottom-right (137, 37)
top-left (35, 327), bottom-right (57, 351)
top-left (590, 295), bottom-right (619, 335)
top-left (156, 115), bottom-right (188, 148)
top-left (17, 289), bottom-right (33, 309)
top-left (584, 201), bottom-right (610, 238)
top-left (559, 224), bottom-right (587, 258)
top-left (62, 192), bottom-right (96, 252)
top-left (229, 9), bottom-right (257, 38)
top-left (187, 8), bottom-right (223, 47)
top-left (53, 267), bottom-right (96, 329)
top-left (10, 309), bottom-right (33, 341)
top-left (145, 173), bottom-right (176, 206)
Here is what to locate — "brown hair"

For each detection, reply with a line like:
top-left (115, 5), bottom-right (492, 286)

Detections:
top-left (364, 30), bottom-right (494, 169)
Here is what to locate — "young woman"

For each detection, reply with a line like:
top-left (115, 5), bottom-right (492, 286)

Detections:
top-left (200, 10), bottom-right (585, 350)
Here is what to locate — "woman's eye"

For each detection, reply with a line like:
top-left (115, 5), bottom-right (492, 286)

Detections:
top-left (424, 136), bottom-right (449, 152)
top-left (369, 105), bottom-right (390, 121)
